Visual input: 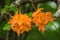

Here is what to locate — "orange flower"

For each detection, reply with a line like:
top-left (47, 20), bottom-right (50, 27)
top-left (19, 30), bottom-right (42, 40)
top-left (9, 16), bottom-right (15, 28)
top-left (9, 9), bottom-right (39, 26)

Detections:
top-left (38, 24), bottom-right (45, 32)
top-left (32, 8), bottom-right (54, 32)
top-left (8, 8), bottom-right (54, 35)
top-left (9, 12), bottom-right (32, 36)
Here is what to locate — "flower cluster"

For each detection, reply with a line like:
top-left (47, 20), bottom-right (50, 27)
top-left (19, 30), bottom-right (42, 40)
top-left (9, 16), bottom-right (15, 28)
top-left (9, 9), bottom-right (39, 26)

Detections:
top-left (32, 8), bottom-right (54, 32)
top-left (9, 8), bottom-right (54, 36)
top-left (9, 12), bottom-right (32, 36)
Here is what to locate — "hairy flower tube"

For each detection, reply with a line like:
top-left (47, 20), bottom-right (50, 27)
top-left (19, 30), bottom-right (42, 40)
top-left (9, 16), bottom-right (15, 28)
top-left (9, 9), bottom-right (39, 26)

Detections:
top-left (9, 12), bottom-right (32, 36)
top-left (32, 8), bottom-right (54, 32)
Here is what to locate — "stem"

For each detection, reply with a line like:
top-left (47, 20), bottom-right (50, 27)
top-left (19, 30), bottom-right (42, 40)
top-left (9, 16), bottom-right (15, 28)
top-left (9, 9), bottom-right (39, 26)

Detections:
top-left (53, 24), bottom-right (59, 33)
top-left (19, 5), bottom-right (22, 13)
top-left (17, 36), bottom-right (20, 40)
top-left (20, 32), bottom-right (28, 40)
top-left (30, 0), bottom-right (36, 11)
top-left (31, 4), bottom-right (36, 11)
top-left (4, 15), bottom-right (9, 21)
top-left (6, 31), bottom-right (9, 40)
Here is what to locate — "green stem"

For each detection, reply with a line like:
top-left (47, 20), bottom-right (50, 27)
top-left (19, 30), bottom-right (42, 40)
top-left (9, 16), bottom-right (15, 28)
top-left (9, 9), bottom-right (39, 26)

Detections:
top-left (20, 32), bottom-right (28, 40)
top-left (30, 0), bottom-right (36, 11)
top-left (53, 24), bottom-right (59, 33)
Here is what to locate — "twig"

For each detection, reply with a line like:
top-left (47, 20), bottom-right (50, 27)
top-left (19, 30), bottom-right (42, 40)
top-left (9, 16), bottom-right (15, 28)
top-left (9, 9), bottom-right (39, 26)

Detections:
top-left (53, 23), bottom-right (60, 33)
top-left (30, 0), bottom-right (36, 11)
top-left (6, 31), bottom-right (9, 40)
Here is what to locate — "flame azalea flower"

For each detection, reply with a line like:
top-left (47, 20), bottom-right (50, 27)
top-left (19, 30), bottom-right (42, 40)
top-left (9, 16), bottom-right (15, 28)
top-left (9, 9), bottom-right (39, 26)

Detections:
top-left (32, 8), bottom-right (54, 32)
top-left (9, 12), bottom-right (32, 36)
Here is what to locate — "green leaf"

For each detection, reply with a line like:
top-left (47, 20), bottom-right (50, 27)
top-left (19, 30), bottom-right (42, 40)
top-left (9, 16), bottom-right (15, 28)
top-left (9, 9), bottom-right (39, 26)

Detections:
top-left (3, 23), bottom-right (11, 31)
top-left (26, 28), bottom-right (46, 40)
top-left (1, 8), bottom-right (8, 13)
top-left (1, 5), bottom-right (9, 13)
top-left (47, 22), bottom-right (54, 27)
top-left (37, 3), bottom-right (44, 8)
top-left (10, 6), bottom-right (18, 13)
top-left (5, 0), bottom-right (11, 5)
top-left (37, 1), bottom-right (57, 14)
top-left (21, 4), bottom-right (30, 13)
top-left (4, 5), bottom-right (10, 8)
top-left (46, 1), bottom-right (57, 9)
top-left (45, 1), bottom-right (57, 14)
top-left (27, 12), bottom-right (32, 17)
top-left (0, 21), bottom-right (7, 37)
top-left (45, 22), bottom-right (54, 31)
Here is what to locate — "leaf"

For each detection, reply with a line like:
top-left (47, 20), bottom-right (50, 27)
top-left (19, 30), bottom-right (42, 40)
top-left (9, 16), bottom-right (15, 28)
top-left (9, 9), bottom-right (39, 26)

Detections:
top-left (45, 22), bottom-right (54, 31)
top-left (5, 0), bottom-right (11, 5)
top-left (37, 1), bottom-right (57, 14)
top-left (10, 6), bottom-right (18, 13)
top-left (1, 8), bottom-right (8, 13)
top-left (0, 21), bottom-right (7, 30)
top-left (3, 23), bottom-right (11, 31)
top-left (27, 12), bottom-right (32, 17)
top-left (46, 1), bottom-right (57, 9)
top-left (47, 22), bottom-right (54, 27)
top-left (1, 5), bottom-right (9, 13)
top-left (21, 4), bottom-right (29, 13)
top-left (37, 3), bottom-right (44, 8)
top-left (4, 5), bottom-right (10, 8)
top-left (0, 21), bottom-right (7, 36)
top-left (26, 28), bottom-right (46, 40)
top-left (45, 1), bottom-right (57, 14)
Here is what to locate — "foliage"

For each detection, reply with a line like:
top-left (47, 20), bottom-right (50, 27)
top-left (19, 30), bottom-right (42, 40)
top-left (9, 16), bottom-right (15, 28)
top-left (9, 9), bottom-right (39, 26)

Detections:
top-left (5, 0), bottom-right (11, 5)
top-left (37, 1), bottom-right (57, 14)
top-left (1, 5), bottom-right (18, 13)
top-left (3, 23), bottom-right (11, 30)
